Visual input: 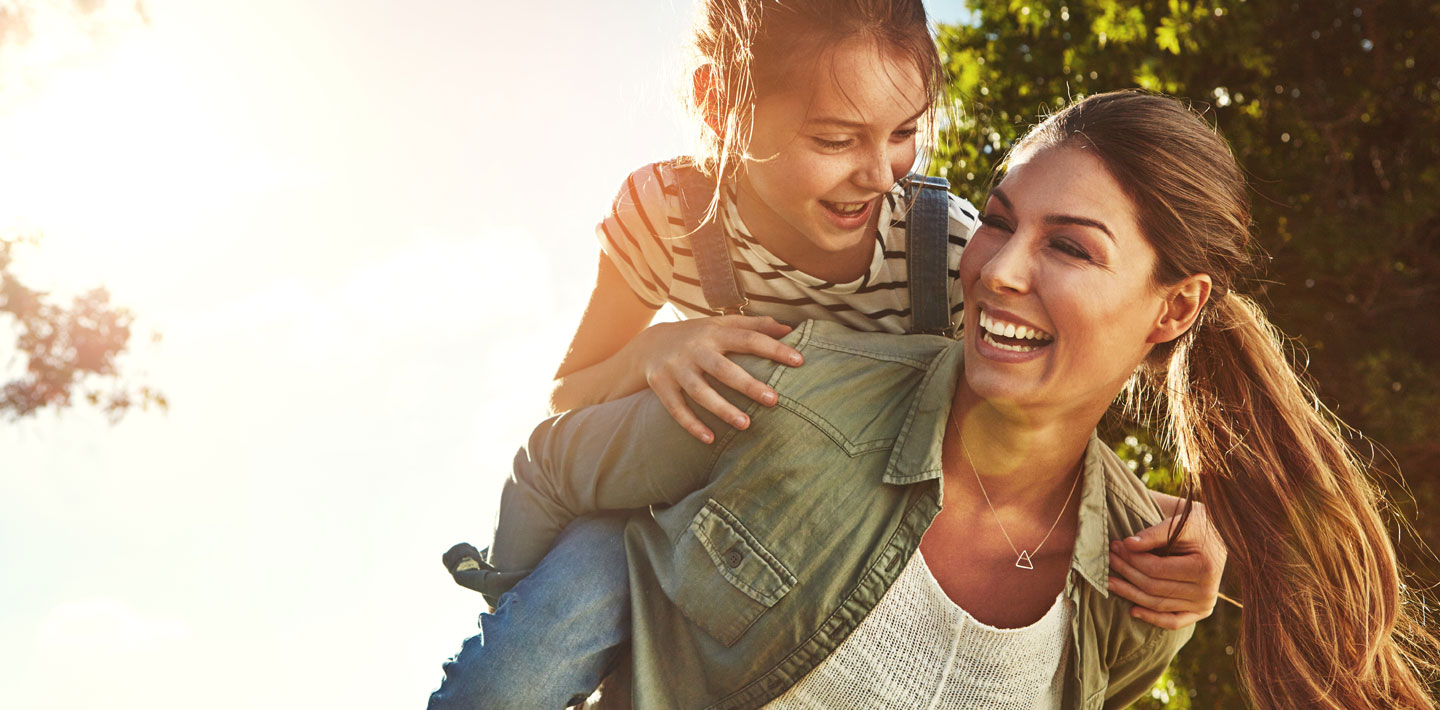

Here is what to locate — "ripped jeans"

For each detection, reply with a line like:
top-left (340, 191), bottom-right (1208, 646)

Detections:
top-left (428, 514), bottom-right (631, 709)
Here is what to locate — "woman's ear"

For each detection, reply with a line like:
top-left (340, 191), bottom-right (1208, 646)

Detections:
top-left (693, 64), bottom-right (723, 137)
top-left (1149, 274), bottom-right (1212, 344)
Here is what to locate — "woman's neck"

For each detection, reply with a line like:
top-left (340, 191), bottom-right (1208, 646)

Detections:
top-left (948, 384), bottom-right (1098, 504)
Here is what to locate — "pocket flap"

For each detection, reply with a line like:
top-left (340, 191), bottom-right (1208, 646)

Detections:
top-left (691, 499), bottom-right (796, 608)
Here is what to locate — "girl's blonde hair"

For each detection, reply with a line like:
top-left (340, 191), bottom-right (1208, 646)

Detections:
top-left (686, 0), bottom-right (945, 200)
top-left (1008, 90), bottom-right (1438, 710)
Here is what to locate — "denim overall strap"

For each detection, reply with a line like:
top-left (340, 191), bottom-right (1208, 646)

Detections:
top-left (904, 174), bottom-right (954, 336)
top-left (673, 162), bottom-right (749, 315)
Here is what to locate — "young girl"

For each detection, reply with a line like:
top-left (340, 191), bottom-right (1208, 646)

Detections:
top-left (432, 2), bottom-right (1224, 707)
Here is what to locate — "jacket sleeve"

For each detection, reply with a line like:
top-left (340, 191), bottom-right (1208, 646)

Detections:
top-left (470, 342), bottom-right (791, 603)
top-left (1103, 622), bottom-right (1194, 709)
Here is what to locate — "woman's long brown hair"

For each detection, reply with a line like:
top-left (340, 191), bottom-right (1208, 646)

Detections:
top-left (1010, 90), bottom-right (1438, 709)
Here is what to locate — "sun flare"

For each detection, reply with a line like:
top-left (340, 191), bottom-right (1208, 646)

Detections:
top-left (0, 10), bottom-right (258, 298)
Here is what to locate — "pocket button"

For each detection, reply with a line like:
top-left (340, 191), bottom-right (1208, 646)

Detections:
top-left (723, 545), bottom-right (743, 569)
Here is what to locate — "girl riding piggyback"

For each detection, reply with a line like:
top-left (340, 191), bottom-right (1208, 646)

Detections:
top-left (431, 1), bottom-right (1225, 707)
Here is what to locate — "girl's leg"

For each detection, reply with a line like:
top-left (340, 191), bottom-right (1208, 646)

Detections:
top-left (428, 514), bottom-right (632, 709)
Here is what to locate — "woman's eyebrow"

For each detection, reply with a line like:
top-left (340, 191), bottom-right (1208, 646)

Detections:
top-left (1044, 215), bottom-right (1116, 244)
top-left (805, 106), bottom-right (928, 129)
top-left (989, 188), bottom-right (1116, 243)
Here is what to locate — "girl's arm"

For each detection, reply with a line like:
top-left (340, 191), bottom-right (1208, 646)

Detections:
top-left (1107, 492), bottom-right (1228, 629)
top-left (547, 253), bottom-right (663, 412)
top-left (486, 345), bottom-right (789, 590)
top-left (548, 252), bottom-right (802, 443)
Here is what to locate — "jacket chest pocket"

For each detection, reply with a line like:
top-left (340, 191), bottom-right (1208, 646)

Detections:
top-left (669, 499), bottom-right (796, 647)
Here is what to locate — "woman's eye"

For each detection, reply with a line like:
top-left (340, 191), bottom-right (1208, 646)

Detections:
top-left (978, 213), bottom-right (1012, 232)
top-left (891, 126), bottom-right (919, 141)
top-left (813, 137), bottom-right (853, 151)
top-left (1051, 239), bottom-right (1092, 260)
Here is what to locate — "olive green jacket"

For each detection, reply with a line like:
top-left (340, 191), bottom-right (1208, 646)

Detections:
top-left (477, 320), bottom-right (1192, 709)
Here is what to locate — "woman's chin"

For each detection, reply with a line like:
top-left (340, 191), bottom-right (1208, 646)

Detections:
top-left (961, 368), bottom-right (1041, 410)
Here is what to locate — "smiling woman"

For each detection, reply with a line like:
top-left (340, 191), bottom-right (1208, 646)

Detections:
top-left (961, 145), bottom-right (1209, 409)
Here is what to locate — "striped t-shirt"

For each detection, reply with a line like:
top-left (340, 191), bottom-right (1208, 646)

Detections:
top-left (596, 160), bottom-right (980, 335)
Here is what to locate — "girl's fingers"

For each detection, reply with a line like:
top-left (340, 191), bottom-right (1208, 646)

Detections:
top-left (649, 375), bottom-right (714, 443)
top-left (1113, 545), bottom-right (1207, 584)
top-left (1107, 573), bottom-right (1198, 616)
top-left (1123, 518), bottom-right (1189, 552)
top-left (750, 317), bottom-right (794, 339)
top-left (722, 329), bottom-right (804, 367)
top-left (1110, 552), bottom-right (1200, 603)
top-left (676, 370), bottom-right (750, 432)
top-left (719, 314), bottom-right (793, 336)
top-left (1127, 604), bottom-right (1207, 631)
top-left (704, 353), bottom-right (778, 407)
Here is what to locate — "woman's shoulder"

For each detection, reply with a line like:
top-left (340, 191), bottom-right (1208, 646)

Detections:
top-left (1085, 437), bottom-right (1167, 538)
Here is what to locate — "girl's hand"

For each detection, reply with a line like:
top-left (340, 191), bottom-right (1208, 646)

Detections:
top-left (1106, 498), bottom-right (1228, 630)
top-left (630, 315), bottom-right (803, 443)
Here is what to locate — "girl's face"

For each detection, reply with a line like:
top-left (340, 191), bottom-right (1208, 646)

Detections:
top-left (734, 37), bottom-right (928, 277)
top-left (959, 145), bottom-right (1177, 415)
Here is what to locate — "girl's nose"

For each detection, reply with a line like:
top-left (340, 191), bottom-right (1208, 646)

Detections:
top-left (853, 144), bottom-right (893, 194)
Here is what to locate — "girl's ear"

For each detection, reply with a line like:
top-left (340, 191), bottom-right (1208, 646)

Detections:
top-left (692, 64), bottom-right (723, 137)
top-left (1148, 274), bottom-right (1212, 344)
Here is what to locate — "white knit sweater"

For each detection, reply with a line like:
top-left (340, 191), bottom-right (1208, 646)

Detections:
top-left (764, 550), bottom-right (1071, 709)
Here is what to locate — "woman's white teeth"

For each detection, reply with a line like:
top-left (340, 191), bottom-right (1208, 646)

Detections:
top-left (826, 201), bottom-right (866, 216)
top-left (983, 331), bottom-right (1039, 352)
top-left (978, 309), bottom-right (1053, 344)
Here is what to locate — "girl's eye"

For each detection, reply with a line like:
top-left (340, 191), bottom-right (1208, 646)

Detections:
top-left (1050, 239), bottom-right (1092, 261)
top-left (812, 137), bottom-right (854, 151)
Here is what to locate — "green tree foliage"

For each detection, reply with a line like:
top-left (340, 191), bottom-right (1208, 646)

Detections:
top-left (0, 237), bottom-right (163, 421)
top-left (934, 1), bottom-right (1440, 707)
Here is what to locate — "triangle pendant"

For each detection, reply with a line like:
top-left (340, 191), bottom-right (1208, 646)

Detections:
top-left (1015, 550), bottom-right (1034, 570)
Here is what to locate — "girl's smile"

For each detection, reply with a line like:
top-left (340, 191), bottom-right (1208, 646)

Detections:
top-left (818, 198), bottom-right (875, 230)
top-left (733, 36), bottom-right (930, 283)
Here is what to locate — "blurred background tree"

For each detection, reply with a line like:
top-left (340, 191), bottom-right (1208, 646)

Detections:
top-left (0, 236), bottom-right (164, 421)
top-left (1, 1), bottom-right (161, 421)
top-left (934, 0), bottom-right (1440, 706)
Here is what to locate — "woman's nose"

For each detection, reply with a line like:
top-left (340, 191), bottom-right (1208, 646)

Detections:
top-left (981, 236), bottom-right (1032, 295)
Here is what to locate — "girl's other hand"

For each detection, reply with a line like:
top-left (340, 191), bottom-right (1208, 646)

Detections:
top-left (631, 315), bottom-right (803, 443)
top-left (1105, 498), bottom-right (1228, 630)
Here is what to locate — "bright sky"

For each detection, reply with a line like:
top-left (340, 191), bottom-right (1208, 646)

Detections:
top-left (0, 1), bottom-right (966, 708)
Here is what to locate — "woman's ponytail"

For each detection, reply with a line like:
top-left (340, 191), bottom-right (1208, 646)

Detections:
top-left (1164, 291), bottom-right (1437, 710)
top-left (999, 89), bottom-right (1438, 710)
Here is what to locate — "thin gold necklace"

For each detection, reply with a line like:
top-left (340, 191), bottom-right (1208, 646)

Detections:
top-left (950, 415), bottom-right (1082, 570)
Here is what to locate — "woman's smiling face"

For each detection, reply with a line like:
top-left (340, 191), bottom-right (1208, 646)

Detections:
top-left (959, 145), bottom-right (1175, 414)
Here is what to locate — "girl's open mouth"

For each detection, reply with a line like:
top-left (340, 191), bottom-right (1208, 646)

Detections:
top-left (820, 199), bottom-right (874, 227)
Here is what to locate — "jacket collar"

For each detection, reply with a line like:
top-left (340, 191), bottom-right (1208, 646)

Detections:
top-left (880, 337), bottom-right (1112, 597)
